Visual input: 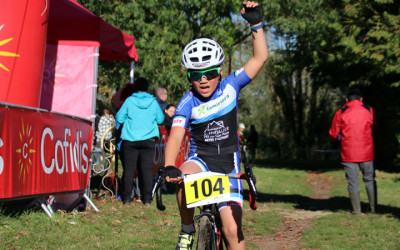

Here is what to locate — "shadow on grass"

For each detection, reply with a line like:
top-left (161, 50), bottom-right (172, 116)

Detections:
top-left (242, 190), bottom-right (400, 219)
top-left (254, 159), bottom-right (339, 172)
top-left (0, 199), bottom-right (38, 217)
top-left (255, 158), bottom-right (399, 173)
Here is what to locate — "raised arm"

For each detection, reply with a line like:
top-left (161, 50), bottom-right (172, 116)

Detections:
top-left (241, 1), bottom-right (269, 79)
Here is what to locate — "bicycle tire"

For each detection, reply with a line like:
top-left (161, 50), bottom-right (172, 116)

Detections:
top-left (196, 216), bottom-right (217, 250)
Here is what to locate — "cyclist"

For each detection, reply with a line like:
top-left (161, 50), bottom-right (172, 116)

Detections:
top-left (164, 2), bottom-right (268, 249)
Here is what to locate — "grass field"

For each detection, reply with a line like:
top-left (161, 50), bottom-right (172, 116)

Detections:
top-left (1, 160), bottom-right (400, 249)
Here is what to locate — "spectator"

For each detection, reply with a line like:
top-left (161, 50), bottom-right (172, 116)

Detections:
top-left (161, 104), bottom-right (176, 131)
top-left (329, 88), bottom-right (377, 214)
top-left (112, 83), bottom-right (137, 112)
top-left (155, 87), bottom-right (168, 110)
top-left (238, 123), bottom-right (246, 145)
top-left (114, 82), bottom-right (137, 199)
top-left (116, 77), bottom-right (164, 205)
top-left (96, 108), bottom-right (116, 146)
top-left (111, 87), bottom-right (122, 113)
top-left (247, 124), bottom-right (258, 162)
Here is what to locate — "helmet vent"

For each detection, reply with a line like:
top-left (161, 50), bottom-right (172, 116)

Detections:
top-left (190, 57), bottom-right (199, 62)
top-left (188, 48), bottom-right (197, 54)
top-left (202, 55), bottom-right (211, 61)
top-left (202, 47), bottom-right (212, 52)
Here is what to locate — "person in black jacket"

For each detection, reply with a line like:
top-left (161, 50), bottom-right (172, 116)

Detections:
top-left (161, 104), bottom-right (176, 132)
top-left (247, 124), bottom-right (258, 163)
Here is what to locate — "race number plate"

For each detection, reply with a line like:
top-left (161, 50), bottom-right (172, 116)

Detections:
top-left (184, 172), bottom-right (230, 208)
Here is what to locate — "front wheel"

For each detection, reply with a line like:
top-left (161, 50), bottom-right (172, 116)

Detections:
top-left (197, 216), bottom-right (217, 250)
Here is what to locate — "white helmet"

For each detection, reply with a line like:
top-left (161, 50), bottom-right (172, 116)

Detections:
top-left (239, 123), bottom-right (245, 129)
top-left (181, 38), bottom-right (225, 70)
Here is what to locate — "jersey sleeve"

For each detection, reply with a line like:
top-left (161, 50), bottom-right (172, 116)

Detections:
top-left (231, 67), bottom-right (252, 90)
top-left (172, 92), bottom-right (193, 129)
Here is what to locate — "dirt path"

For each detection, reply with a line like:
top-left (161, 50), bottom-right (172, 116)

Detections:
top-left (248, 171), bottom-right (334, 250)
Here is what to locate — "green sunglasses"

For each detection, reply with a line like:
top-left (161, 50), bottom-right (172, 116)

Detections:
top-left (187, 68), bottom-right (221, 82)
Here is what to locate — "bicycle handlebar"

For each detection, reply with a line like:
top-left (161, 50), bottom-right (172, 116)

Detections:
top-left (151, 166), bottom-right (258, 211)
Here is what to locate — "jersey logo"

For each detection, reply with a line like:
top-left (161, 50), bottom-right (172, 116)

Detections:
top-left (197, 106), bottom-right (206, 115)
top-left (191, 85), bottom-right (236, 121)
top-left (234, 67), bottom-right (245, 77)
top-left (204, 121), bottom-right (229, 143)
top-left (172, 116), bottom-right (186, 128)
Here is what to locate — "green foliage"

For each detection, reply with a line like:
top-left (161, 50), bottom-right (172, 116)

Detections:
top-left (261, 0), bottom-right (400, 164)
top-left (262, 0), bottom-right (400, 86)
top-left (77, 0), bottom-right (244, 106)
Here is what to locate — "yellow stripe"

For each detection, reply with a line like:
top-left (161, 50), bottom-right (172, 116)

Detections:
top-left (0, 38), bottom-right (13, 46)
top-left (0, 63), bottom-right (9, 72)
top-left (0, 51), bottom-right (20, 57)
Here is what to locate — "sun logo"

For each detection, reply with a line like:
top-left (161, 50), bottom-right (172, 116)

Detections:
top-left (15, 118), bottom-right (36, 183)
top-left (42, 57), bottom-right (66, 90)
top-left (0, 24), bottom-right (20, 72)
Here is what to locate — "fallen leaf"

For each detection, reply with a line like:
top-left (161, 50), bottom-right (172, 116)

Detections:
top-left (18, 231), bottom-right (28, 236)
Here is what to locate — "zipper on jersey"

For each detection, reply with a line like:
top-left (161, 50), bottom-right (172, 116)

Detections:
top-left (218, 143), bottom-right (220, 154)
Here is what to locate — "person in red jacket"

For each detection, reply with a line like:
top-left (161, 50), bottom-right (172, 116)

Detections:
top-left (329, 88), bottom-right (377, 214)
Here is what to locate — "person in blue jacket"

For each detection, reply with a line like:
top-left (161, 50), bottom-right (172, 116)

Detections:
top-left (116, 77), bottom-right (164, 205)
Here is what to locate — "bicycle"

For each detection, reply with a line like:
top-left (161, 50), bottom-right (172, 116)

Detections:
top-left (152, 165), bottom-right (258, 249)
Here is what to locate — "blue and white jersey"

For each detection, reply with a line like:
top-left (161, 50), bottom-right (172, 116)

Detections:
top-left (172, 67), bottom-right (252, 156)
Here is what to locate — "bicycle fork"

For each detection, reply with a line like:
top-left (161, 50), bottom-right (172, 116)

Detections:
top-left (195, 207), bottom-right (222, 248)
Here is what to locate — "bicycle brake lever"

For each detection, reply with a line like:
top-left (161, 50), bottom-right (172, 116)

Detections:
top-left (152, 167), bottom-right (165, 199)
top-left (155, 166), bottom-right (167, 211)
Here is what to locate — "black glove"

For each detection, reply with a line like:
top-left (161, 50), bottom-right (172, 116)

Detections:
top-left (241, 5), bottom-right (262, 25)
top-left (164, 165), bottom-right (182, 178)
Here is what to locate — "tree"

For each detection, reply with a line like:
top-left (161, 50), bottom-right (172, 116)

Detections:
top-left (77, 0), bottom-right (243, 106)
top-left (262, 0), bottom-right (400, 166)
